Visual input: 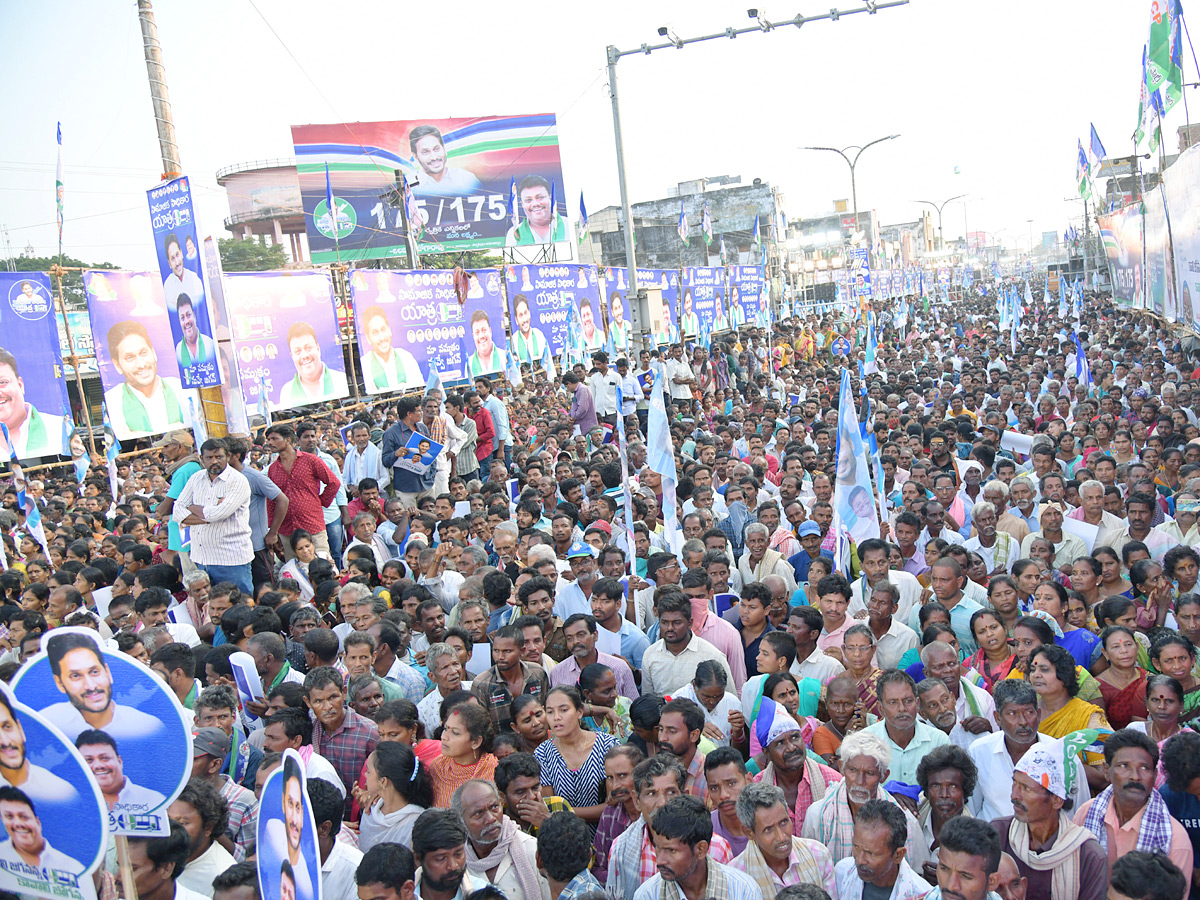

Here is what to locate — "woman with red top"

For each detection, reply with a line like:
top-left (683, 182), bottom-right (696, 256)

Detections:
top-left (1095, 625), bottom-right (1149, 729)
top-left (428, 701), bottom-right (497, 808)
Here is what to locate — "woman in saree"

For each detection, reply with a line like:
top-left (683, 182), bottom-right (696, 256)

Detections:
top-left (1150, 632), bottom-right (1200, 725)
top-left (842, 624), bottom-right (884, 719)
top-left (1032, 580), bottom-right (1098, 670)
top-left (1094, 625), bottom-right (1148, 729)
top-left (1128, 674), bottom-right (1192, 786)
top-left (1006, 613), bottom-right (1106, 708)
top-left (1028, 643), bottom-right (1111, 791)
top-left (966, 608), bottom-right (1017, 691)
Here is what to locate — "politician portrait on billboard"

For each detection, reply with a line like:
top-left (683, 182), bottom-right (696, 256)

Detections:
top-left (293, 115), bottom-right (565, 262)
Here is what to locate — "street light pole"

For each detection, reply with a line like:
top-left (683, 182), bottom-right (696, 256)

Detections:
top-left (604, 1), bottom-right (909, 337)
top-left (802, 135), bottom-right (900, 231)
top-left (915, 195), bottom-right (966, 251)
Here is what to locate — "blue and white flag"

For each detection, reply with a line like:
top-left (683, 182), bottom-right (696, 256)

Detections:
top-left (189, 396), bottom-right (208, 449)
top-left (508, 178), bottom-right (520, 230)
top-left (1089, 124), bottom-right (1107, 175)
top-left (647, 368), bottom-right (684, 555)
top-left (65, 418), bottom-right (89, 486)
top-left (540, 342), bottom-right (558, 381)
top-left (424, 366), bottom-right (443, 398)
top-left (614, 385), bottom-right (637, 561)
top-left (506, 338), bottom-right (524, 390)
top-left (677, 201), bottom-right (690, 246)
top-left (101, 405), bottom-right (121, 511)
top-left (2, 423), bottom-right (48, 557)
top-left (753, 214), bottom-right (761, 248)
top-left (1058, 280), bottom-right (1069, 319)
top-left (1074, 332), bottom-right (1092, 386)
top-left (257, 375), bottom-right (272, 426)
top-left (831, 369), bottom-right (879, 573)
top-left (701, 203), bottom-right (713, 246)
top-left (578, 192), bottom-right (589, 245)
top-left (864, 312), bottom-right (879, 375)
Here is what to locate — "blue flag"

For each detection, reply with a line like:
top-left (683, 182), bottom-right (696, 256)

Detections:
top-left (578, 192), bottom-right (589, 245)
top-left (424, 366), bottom-right (443, 398)
top-left (508, 178), bottom-right (519, 230)
top-left (831, 369), bottom-right (879, 572)
top-left (325, 163), bottom-right (336, 244)
top-left (677, 201), bottom-right (690, 246)
top-left (1074, 332), bottom-right (1092, 386)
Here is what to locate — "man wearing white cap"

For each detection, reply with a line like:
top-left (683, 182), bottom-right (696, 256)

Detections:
top-left (751, 699), bottom-right (841, 838)
top-left (992, 735), bottom-right (1108, 900)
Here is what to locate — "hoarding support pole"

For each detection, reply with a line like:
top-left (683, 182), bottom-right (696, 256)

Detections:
top-left (139, 0), bottom-right (228, 437)
top-left (333, 265), bottom-right (361, 400)
top-left (607, 47), bottom-right (642, 348)
top-left (395, 170), bottom-right (417, 270)
top-left (115, 835), bottom-right (140, 900)
top-left (51, 267), bottom-right (98, 459)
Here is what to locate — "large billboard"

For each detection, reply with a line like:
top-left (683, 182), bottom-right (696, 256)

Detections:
top-left (0, 274), bottom-right (70, 459)
top-left (1144, 187), bottom-right (1174, 319)
top-left (84, 271), bottom-right (198, 442)
top-left (292, 115), bottom-right (565, 262)
top-left (1099, 205), bottom-right (1145, 309)
top-left (504, 264), bottom-right (599, 364)
top-left (223, 272), bottom-right (349, 413)
top-left (599, 268), bottom-right (679, 349)
top-left (350, 268), bottom-right (506, 388)
top-left (728, 266), bottom-right (766, 329)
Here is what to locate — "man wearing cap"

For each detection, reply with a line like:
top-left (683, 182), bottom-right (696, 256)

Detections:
top-left (154, 431), bottom-right (203, 566)
top-left (191, 726), bottom-right (259, 861)
top-left (992, 737), bottom-right (1107, 900)
top-left (553, 541), bottom-right (602, 620)
top-left (786, 521), bottom-right (833, 586)
top-left (1019, 502), bottom-right (1086, 572)
top-left (752, 699), bottom-right (841, 837)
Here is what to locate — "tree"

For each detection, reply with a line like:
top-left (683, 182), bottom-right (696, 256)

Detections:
top-left (218, 236), bottom-right (289, 272)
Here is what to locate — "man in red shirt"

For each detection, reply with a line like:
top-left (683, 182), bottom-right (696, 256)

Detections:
top-left (466, 389), bottom-right (495, 466)
top-left (265, 423), bottom-right (341, 559)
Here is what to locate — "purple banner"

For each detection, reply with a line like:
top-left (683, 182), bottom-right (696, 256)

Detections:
top-left (84, 271), bottom-right (198, 441)
top-left (145, 175), bottom-right (222, 388)
top-left (223, 271), bottom-right (348, 413)
top-left (504, 264), bottom-right (599, 363)
top-left (349, 268), bottom-right (506, 387)
top-left (0, 273), bottom-right (70, 459)
top-left (728, 266), bottom-right (767, 330)
top-left (681, 267), bottom-right (725, 337)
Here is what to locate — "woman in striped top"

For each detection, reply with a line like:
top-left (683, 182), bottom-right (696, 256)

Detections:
top-left (428, 703), bottom-right (497, 808)
top-left (534, 686), bottom-right (619, 823)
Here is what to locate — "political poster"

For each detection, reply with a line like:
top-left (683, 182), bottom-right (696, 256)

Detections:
top-left (145, 175), bottom-right (222, 389)
top-left (58, 309), bottom-right (96, 375)
top-left (12, 628), bottom-right (191, 837)
top-left (392, 432), bottom-right (444, 475)
top-left (504, 264), bottom-right (599, 363)
top-left (832, 369), bottom-right (880, 544)
top-left (84, 270), bottom-right (197, 442)
top-left (0, 274), bottom-right (69, 461)
top-left (1144, 187), bottom-right (1174, 320)
top-left (223, 271), bottom-right (349, 413)
top-left (681, 267), bottom-right (725, 338)
top-left (350, 268), bottom-right (506, 385)
top-left (257, 749), bottom-right (321, 900)
top-left (728, 266), bottom-right (767, 330)
top-left (1099, 204), bottom-right (1145, 309)
top-left (598, 267), bottom-right (635, 351)
top-left (292, 114), bottom-right (565, 262)
top-left (849, 249), bottom-right (872, 298)
top-left (0, 682), bottom-right (106, 900)
top-left (1164, 145), bottom-right (1200, 332)
top-left (645, 269), bottom-right (679, 346)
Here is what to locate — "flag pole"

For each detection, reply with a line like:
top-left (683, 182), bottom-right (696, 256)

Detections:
top-left (50, 267), bottom-right (98, 459)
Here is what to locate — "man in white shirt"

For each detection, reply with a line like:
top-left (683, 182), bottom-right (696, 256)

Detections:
top-left (103, 320), bottom-right (193, 440)
top-left (666, 344), bottom-right (696, 404)
top-left (173, 437), bottom-right (254, 596)
top-left (615, 357), bottom-right (641, 422)
top-left (161, 232), bottom-right (206, 317)
top-left (967, 680), bottom-right (1089, 822)
top-left (0, 785), bottom-right (85, 879)
top-left (589, 352), bottom-right (620, 424)
top-left (341, 421), bottom-right (389, 491)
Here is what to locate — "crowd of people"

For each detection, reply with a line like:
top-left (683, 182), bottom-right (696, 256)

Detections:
top-left (9, 286), bottom-right (1200, 900)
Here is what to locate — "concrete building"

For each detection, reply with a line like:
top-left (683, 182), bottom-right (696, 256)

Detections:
top-left (215, 159), bottom-right (308, 263)
top-left (580, 177), bottom-right (785, 272)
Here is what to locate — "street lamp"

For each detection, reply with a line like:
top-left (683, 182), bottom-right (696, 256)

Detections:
top-left (604, 1), bottom-right (909, 316)
top-left (914, 194), bottom-right (966, 251)
top-left (802, 135), bottom-right (900, 232)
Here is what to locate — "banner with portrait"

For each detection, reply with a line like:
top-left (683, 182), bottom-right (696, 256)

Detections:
top-left (503, 264), bottom-right (599, 363)
top-left (0, 682), bottom-right (106, 900)
top-left (597, 267), bottom-right (637, 353)
top-left (57, 309), bottom-right (97, 375)
top-left (223, 271), bottom-right (348, 413)
top-left (681, 267), bottom-right (725, 338)
top-left (1144, 186), bottom-right (1174, 320)
top-left (84, 270), bottom-right (198, 442)
top-left (292, 114), bottom-right (565, 262)
top-left (145, 175), bottom-right (222, 388)
top-left (257, 749), bottom-right (321, 900)
top-left (350, 268), bottom-right (506, 385)
top-left (0, 274), bottom-right (70, 461)
top-left (849, 249), bottom-right (872, 298)
top-left (1164, 144), bottom-right (1200, 331)
top-left (728, 266), bottom-right (767, 330)
top-left (12, 628), bottom-right (192, 837)
top-left (644, 269), bottom-right (680, 347)
top-left (1099, 204), bottom-right (1145, 309)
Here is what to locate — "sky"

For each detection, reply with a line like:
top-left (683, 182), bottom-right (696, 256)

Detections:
top-left (0, 0), bottom-right (1167, 270)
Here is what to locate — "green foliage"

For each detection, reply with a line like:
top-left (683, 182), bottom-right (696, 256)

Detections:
top-left (372, 250), bottom-right (502, 271)
top-left (218, 236), bottom-right (289, 272)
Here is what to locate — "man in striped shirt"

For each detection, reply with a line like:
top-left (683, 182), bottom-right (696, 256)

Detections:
top-left (173, 437), bottom-right (254, 596)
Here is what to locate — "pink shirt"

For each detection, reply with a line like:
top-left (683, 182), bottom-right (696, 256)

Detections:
top-left (1073, 799), bottom-right (1193, 897)
top-left (817, 617), bottom-right (853, 653)
top-left (690, 597), bottom-right (748, 692)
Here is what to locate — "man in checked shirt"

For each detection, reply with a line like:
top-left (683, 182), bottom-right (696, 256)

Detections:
top-left (265, 423), bottom-right (341, 561)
